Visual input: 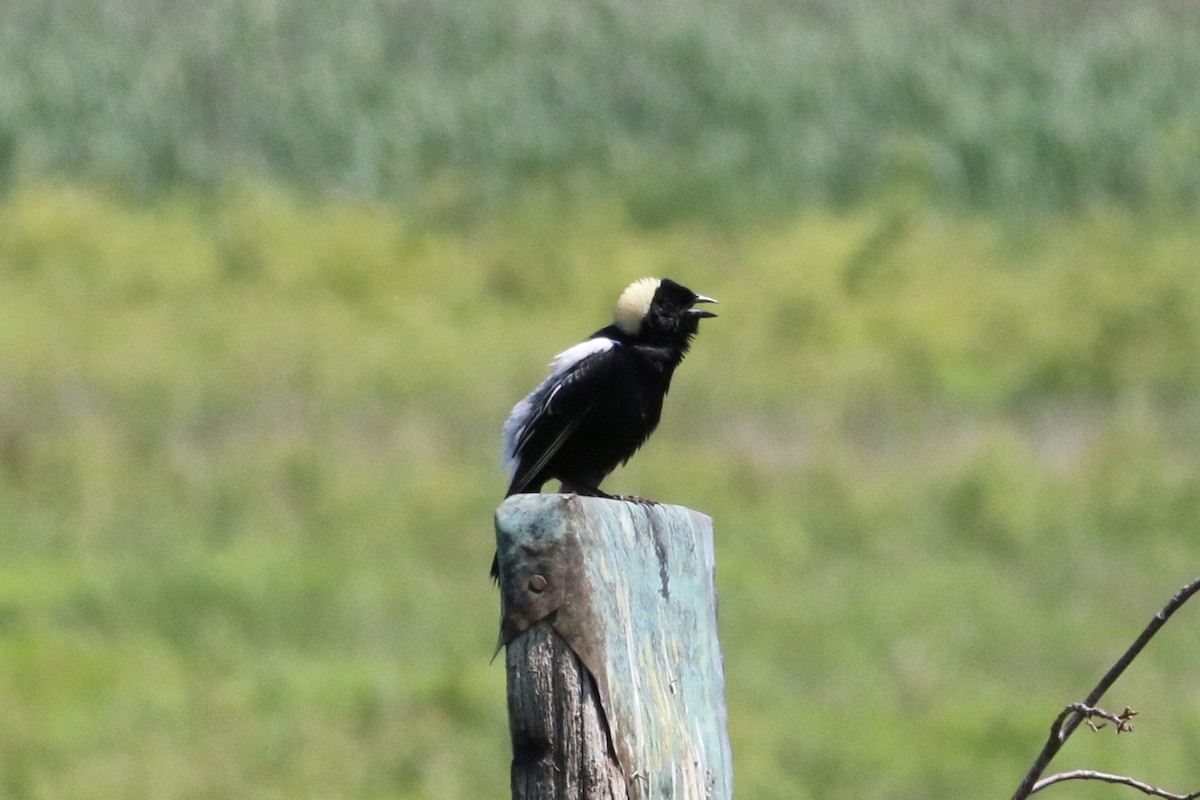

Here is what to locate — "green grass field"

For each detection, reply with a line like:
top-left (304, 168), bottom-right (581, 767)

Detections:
top-left (3, 0), bottom-right (1200, 797)
top-left (3, 0), bottom-right (1199, 218)
top-left (2, 185), bottom-right (1199, 798)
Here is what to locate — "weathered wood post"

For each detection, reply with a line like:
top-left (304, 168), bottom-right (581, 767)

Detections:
top-left (494, 494), bottom-right (732, 800)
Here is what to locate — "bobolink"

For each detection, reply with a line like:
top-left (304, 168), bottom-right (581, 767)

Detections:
top-left (493, 277), bottom-right (716, 579)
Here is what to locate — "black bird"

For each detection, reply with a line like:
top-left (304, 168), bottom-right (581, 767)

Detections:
top-left (492, 277), bottom-right (717, 579)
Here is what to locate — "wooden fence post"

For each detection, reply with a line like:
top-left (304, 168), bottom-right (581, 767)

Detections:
top-left (494, 494), bottom-right (732, 800)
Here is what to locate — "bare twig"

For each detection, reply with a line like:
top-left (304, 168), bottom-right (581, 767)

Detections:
top-left (1032, 770), bottom-right (1200, 800)
top-left (1011, 576), bottom-right (1200, 800)
top-left (1056, 703), bottom-right (1137, 734)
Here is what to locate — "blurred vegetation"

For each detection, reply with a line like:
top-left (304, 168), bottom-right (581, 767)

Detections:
top-left (2, 0), bottom-right (1199, 221)
top-left (1, 184), bottom-right (1199, 798)
top-left (3, 0), bottom-right (1200, 798)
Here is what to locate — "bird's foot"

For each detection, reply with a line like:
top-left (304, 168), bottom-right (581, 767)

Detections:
top-left (560, 482), bottom-right (614, 499)
top-left (613, 494), bottom-right (658, 507)
top-left (560, 483), bottom-right (658, 506)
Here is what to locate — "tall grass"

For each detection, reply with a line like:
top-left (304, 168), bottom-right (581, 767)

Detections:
top-left (1, 184), bottom-right (1199, 798)
top-left (2, 0), bottom-right (1199, 219)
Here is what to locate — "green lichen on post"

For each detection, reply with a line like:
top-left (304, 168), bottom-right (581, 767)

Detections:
top-left (496, 494), bottom-right (732, 800)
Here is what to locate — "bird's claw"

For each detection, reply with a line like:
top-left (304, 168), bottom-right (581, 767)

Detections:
top-left (614, 494), bottom-right (658, 506)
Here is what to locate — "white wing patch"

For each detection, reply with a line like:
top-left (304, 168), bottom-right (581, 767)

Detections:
top-left (501, 337), bottom-right (617, 474)
top-left (548, 337), bottom-right (617, 373)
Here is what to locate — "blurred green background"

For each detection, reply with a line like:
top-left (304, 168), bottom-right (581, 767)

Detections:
top-left (2, 1), bottom-right (1200, 798)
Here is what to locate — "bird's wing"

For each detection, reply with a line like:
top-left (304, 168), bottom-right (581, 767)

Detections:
top-left (506, 397), bottom-right (592, 495)
top-left (502, 336), bottom-right (619, 494)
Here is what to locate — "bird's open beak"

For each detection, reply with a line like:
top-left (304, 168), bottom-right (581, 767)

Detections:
top-left (689, 294), bottom-right (718, 318)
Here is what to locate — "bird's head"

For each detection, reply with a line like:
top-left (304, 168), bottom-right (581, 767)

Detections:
top-left (614, 277), bottom-right (718, 343)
